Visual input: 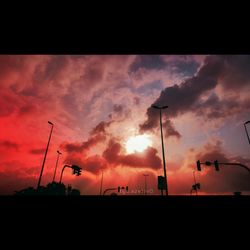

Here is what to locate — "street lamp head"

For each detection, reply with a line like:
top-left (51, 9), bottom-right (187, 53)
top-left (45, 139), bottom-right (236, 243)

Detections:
top-left (151, 105), bottom-right (168, 110)
top-left (151, 105), bottom-right (160, 109)
top-left (244, 121), bottom-right (250, 125)
top-left (48, 121), bottom-right (54, 125)
top-left (161, 105), bottom-right (168, 109)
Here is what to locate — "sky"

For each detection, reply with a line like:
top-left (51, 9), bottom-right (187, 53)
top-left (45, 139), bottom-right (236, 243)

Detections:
top-left (0, 55), bottom-right (250, 195)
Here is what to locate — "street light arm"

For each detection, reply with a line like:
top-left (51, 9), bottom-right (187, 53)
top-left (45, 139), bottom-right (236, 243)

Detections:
top-left (161, 105), bottom-right (169, 109)
top-left (103, 188), bottom-right (118, 195)
top-left (219, 163), bottom-right (250, 174)
top-left (151, 105), bottom-right (160, 109)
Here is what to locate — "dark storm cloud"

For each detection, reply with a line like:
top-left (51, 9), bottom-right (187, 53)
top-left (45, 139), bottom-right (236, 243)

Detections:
top-left (62, 120), bottom-right (112, 153)
top-left (193, 93), bottom-right (241, 120)
top-left (170, 60), bottom-right (200, 77)
top-left (33, 55), bottom-right (69, 82)
top-left (62, 134), bottom-right (106, 153)
top-left (29, 148), bottom-right (46, 155)
top-left (0, 55), bottom-right (27, 77)
top-left (133, 97), bottom-right (140, 105)
top-left (163, 120), bottom-right (181, 139)
top-left (140, 55), bottom-right (250, 136)
top-left (113, 104), bottom-right (123, 113)
top-left (136, 80), bottom-right (163, 95)
top-left (221, 55), bottom-right (250, 89)
top-left (0, 140), bottom-right (19, 151)
top-left (0, 90), bottom-right (22, 117)
top-left (129, 55), bottom-right (167, 72)
top-left (90, 121), bottom-right (113, 136)
top-left (18, 104), bottom-right (37, 116)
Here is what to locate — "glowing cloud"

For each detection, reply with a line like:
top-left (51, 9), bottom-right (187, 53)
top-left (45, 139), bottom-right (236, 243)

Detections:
top-left (125, 135), bottom-right (152, 154)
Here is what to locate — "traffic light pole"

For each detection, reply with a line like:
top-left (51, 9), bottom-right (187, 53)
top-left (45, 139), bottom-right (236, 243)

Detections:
top-left (219, 162), bottom-right (250, 174)
top-left (193, 171), bottom-right (198, 195)
top-left (100, 170), bottom-right (104, 195)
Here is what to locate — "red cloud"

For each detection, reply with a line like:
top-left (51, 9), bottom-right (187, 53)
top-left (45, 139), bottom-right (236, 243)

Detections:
top-left (0, 140), bottom-right (19, 151)
top-left (103, 139), bottom-right (162, 170)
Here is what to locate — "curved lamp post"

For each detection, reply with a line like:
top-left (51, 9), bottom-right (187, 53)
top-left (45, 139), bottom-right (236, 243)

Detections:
top-left (52, 150), bottom-right (62, 182)
top-left (59, 164), bottom-right (82, 184)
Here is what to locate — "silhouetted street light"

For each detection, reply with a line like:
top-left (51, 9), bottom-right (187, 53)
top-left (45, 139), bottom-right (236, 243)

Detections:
top-left (59, 164), bottom-right (82, 184)
top-left (37, 121), bottom-right (54, 190)
top-left (152, 104), bottom-right (169, 196)
top-left (244, 121), bottom-right (250, 145)
top-left (143, 174), bottom-right (149, 195)
top-left (52, 150), bottom-right (62, 182)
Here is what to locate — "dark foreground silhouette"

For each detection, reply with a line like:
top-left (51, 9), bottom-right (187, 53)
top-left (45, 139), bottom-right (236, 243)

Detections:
top-left (14, 182), bottom-right (80, 195)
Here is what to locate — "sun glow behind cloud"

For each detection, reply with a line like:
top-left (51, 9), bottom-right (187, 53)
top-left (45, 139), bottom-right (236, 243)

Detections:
top-left (125, 134), bottom-right (152, 154)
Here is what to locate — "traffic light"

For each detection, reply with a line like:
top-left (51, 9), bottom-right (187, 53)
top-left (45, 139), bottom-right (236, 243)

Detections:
top-left (126, 186), bottom-right (128, 192)
top-left (214, 160), bottom-right (219, 171)
top-left (76, 168), bottom-right (82, 176)
top-left (71, 165), bottom-right (82, 176)
top-left (118, 186), bottom-right (120, 192)
top-left (197, 160), bottom-right (201, 171)
top-left (158, 176), bottom-right (166, 189)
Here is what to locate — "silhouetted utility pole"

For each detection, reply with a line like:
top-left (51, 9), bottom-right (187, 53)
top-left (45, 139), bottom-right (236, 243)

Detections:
top-left (37, 121), bottom-right (54, 190)
top-left (193, 171), bottom-right (198, 195)
top-left (244, 121), bottom-right (250, 145)
top-left (143, 174), bottom-right (149, 195)
top-left (152, 105), bottom-right (169, 196)
top-left (52, 150), bottom-right (62, 182)
top-left (100, 170), bottom-right (104, 195)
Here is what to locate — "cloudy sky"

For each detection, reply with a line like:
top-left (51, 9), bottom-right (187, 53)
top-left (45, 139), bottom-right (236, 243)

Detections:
top-left (0, 55), bottom-right (250, 195)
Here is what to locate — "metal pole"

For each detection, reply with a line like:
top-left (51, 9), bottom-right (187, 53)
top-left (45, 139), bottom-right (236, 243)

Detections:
top-left (159, 109), bottom-right (168, 196)
top-left (193, 171), bottom-right (198, 195)
top-left (59, 165), bottom-right (69, 184)
top-left (100, 170), bottom-right (104, 195)
top-left (219, 162), bottom-right (250, 174)
top-left (52, 151), bottom-right (61, 182)
top-left (244, 123), bottom-right (250, 145)
top-left (37, 122), bottom-right (54, 190)
top-left (143, 174), bottom-right (149, 195)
